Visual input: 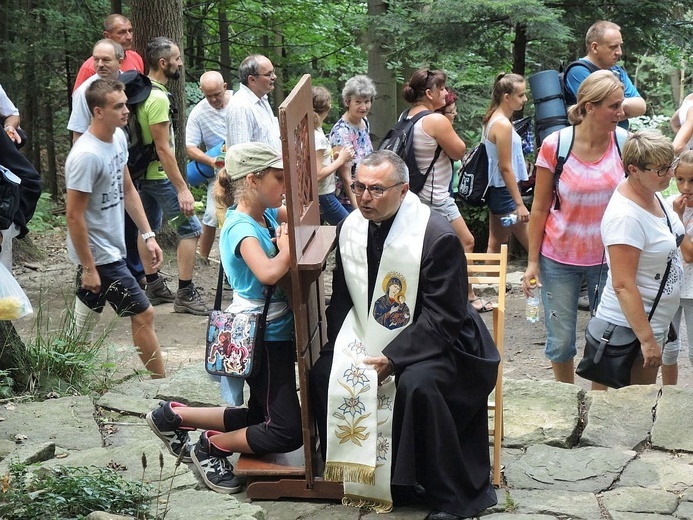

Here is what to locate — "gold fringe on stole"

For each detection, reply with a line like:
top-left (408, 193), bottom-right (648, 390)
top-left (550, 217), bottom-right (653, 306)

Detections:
top-left (342, 494), bottom-right (394, 513)
top-left (324, 462), bottom-right (376, 485)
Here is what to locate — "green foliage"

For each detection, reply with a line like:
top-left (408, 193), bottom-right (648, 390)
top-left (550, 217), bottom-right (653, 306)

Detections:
top-left (0, 463), bottom-right (152, 519)
top-left (22, 293), bottom-right (135, 397)
top-left (27, 193), bottom-right (65, 234)
top-left (0, 370), bottom-right (15, 399)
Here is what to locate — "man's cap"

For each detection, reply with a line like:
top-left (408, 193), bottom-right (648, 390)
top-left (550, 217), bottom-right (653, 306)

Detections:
top-left (225, 142), bottom-right (283, 181)
top-left (119, 71), bottom-right (152, 104)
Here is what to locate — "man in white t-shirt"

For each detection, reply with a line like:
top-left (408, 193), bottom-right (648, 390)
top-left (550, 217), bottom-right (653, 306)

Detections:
top-left (185, 71), bottom-right (232, 261)
top-left (65, 77), bottom-right (165, 378)
top-left (68, 39), bottom-right (124, 142)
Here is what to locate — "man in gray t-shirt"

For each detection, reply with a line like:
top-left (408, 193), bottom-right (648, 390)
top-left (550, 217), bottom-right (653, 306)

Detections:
top-left (65, 77), bottom-right (166, 378)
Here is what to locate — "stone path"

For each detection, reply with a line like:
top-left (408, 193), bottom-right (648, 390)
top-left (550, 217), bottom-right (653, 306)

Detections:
top-left (1, 365), bottom-right (692, 519)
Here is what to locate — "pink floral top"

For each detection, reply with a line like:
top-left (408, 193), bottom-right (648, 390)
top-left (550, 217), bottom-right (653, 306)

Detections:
top-left (535, 130), bottom-right (624, 266)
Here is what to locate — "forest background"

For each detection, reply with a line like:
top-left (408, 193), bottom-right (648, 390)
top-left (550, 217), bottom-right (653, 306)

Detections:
top-left (1, 0), bottom-right (693, 242)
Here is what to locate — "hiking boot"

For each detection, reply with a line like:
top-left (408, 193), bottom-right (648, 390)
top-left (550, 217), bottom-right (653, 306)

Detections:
top-left (146, 401), bottom-right (194, 463)
top-left (173, 283), bottom-right (210, 316)
top-left (192, 430), bottom-right (242, 494)
top-left (145, 277), bottom-right (176, 305)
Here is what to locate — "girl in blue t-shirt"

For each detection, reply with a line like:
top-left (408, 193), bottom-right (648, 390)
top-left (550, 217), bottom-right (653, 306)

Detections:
top-left (145, 142), bottom-right (301, 495)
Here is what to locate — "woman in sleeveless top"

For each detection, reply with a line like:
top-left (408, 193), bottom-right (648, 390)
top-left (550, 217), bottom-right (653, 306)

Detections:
top-left (482, 73), bottom-right (530, 254)
top-left (403, 69), bottom-right (491, 311)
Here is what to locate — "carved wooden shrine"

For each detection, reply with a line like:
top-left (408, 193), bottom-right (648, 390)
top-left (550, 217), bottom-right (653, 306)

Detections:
top-left (234, 74), bottom-right (343, 500)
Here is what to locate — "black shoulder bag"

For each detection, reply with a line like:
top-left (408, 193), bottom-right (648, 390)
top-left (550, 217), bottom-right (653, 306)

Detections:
top-left (577, 196), bottom-right (676, 388)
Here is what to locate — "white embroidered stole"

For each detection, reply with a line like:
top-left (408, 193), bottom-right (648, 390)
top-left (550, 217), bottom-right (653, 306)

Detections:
top-left (325, 192), bottom-right (429, 512)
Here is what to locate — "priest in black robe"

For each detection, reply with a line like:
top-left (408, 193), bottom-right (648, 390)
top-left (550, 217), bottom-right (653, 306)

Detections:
top-left (311, 150), bottom-right (500, 520)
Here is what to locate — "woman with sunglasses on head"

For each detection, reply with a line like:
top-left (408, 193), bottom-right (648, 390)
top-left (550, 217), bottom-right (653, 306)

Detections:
top-left (592, 131), bottom-right (684, 388)
top-left (482, 73), bottom-right (530, 255)
top-left (402, 69), bottom-right (489, 311)
top-left (522, 70), bottom-right (629, 383)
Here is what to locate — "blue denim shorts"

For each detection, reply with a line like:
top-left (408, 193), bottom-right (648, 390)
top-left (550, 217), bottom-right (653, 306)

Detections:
top-left (487, 185), bottom-right (517, 215)
top-left (539, 254), bottom-right (607, 363)
top-left (138, 179), bottom-right (202, 239)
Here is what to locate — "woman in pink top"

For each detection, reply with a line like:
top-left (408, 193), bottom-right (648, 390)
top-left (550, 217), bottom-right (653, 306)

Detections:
top-left (522, 70), bottom-right (626, 383)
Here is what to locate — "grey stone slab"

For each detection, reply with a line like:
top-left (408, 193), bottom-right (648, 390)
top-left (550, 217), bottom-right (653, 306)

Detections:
top-left (153, 364), bottom-right (229, 407)
top-left (155, 488), bottom-right (264, 520)
top-left (651, 386), bottom-right (693, 452)
top-left (0, 396), bottom-right (101, 451)
top-left (581, 385), bottom-right (659, 449)
top-left (507, 489), bottom-right (602, 519)
top-left (261, 501), bottom-right (360, 520)
top-left (39, 439), bottom-right (198, 491)
top-left (601, 486), bottom-right (678, 515)
top-left (0, 441), bottom-right (55, 474)
top-left (676, 501), bottom-right (693, 519)
top-left (503, 380), bottom-right (582, 448)
top-left (505, 444), bottom-right (635, 492)
top-left (617, 450), bottom-right (693, 492)
top-left (97, 392), bottom-right (161, 416)
top-left (483, 515), bottom-right (559, 520)
top-left (610, 513), bottom-right (676, 520)
top-left (683, 488), bottom-right (693, 502)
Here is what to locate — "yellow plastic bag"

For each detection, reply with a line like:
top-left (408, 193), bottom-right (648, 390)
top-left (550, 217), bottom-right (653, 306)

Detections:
top-left (0, 263), bottom-right (32, 320)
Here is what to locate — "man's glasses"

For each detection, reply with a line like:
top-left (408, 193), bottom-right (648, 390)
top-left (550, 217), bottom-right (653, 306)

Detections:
top-left (350, 181), bottom-right (404, 198)
top-left (252, 70), bottom-right (276, 78)
top-left (643, 158), bottom-right (679, 177)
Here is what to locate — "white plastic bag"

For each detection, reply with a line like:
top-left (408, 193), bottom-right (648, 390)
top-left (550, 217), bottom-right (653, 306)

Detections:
top-left (0, 262), bottom-right (32, 320)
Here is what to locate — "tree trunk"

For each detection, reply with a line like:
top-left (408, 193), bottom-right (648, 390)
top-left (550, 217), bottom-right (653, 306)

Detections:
top-left (366, 0), bottom-right (397, 147)
top-left (218, 9), bottom-right (231, 85)
top-left (512, 23), bottom-right (527, 76)
top-left (130, 0), bottom-right (187, 169)
top-left (0, 321), bottom-right (30, 392)
top-left (111, 0), bottom-right (123, 14)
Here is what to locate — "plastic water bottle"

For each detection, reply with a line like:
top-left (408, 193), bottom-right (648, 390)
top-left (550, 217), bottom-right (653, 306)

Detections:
top-left (526, 283), bottom-right (541, 323)
top-left (500, 213), bottom-right (518, 227)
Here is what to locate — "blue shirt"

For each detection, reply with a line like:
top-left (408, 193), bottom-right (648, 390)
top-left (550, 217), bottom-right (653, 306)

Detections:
top-left (564, 59), bottom-right (640, 129)
top-left (219, 207), bottom-right (293, 340)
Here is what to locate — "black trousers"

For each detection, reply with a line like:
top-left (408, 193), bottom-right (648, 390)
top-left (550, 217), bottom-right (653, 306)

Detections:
top-left (222, 339), bottom-right (303, 455)
top-left (0, 129), bottom-right (41, 238)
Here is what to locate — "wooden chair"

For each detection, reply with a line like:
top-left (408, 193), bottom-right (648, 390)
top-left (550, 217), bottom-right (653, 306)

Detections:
top-left (465, 244), bottom-right (507, 487)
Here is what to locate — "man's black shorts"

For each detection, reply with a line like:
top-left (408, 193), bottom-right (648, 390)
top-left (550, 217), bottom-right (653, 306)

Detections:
top-left (76, 260), bottom-right (150, 317)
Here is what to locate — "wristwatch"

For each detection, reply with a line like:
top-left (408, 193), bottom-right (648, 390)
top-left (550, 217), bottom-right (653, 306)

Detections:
top-left (141, 231), bottom-right (156, 242)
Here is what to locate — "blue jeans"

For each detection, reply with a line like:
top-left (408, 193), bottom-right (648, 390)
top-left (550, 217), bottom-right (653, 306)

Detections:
top-left (138, 178), bottom-right (201, 238)
top-left (539, 254), bottom-right (607, 363)
top-left (319, 193), bottom-right (349, 225)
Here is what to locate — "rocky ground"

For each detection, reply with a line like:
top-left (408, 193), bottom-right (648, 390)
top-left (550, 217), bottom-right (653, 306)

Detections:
top-left (9, 229), bottom-right (693, 390)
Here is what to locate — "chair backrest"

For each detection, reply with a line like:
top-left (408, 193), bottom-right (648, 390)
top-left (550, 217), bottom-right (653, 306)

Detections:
top-left (465, 244), bottom-right (508, 319)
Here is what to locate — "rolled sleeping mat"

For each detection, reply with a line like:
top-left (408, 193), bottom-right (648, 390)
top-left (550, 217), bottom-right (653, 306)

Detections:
top-left (186, 142), bottom-right (225, 186)
top-left (529, 70), bottom-right (569, 146)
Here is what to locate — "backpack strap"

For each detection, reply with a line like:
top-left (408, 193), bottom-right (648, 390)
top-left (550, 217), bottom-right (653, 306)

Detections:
top-left (406, 110), bottom-right (439, 196)
top-left (614, 126), bottom-right (628, 157)
top-left (553, 125), bottom-right (628, 211)
top-left (553, 126), bottom-right (575, 210)
top-left (562, 59), bottom-right (601, 106)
